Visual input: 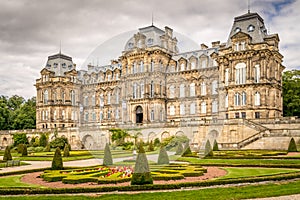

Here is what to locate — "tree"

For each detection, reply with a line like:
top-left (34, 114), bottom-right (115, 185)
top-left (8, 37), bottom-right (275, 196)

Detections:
top-left (148, 140), bottom-right (154, 151)
top-left (288, 138), bottom-right (298, 152)
top-left (157, 146), bottom-right (169, 165)
top-left (22, 145), bottom-right (28, 156)
top-left (282, 70), bottom-right (300, 117)
top-left (109, 128), bottom-right (130, 146)
top-left (39, 133), bottom-right (48, 147)
top-left (181, 143), bottom-right (192, 157)
top-left (63, 144), bottom-right (70, 157)
top-left (131, 145), bottom-right (153, 185)
top-left (153, 138), bottom-right (160, 147)
top-left (204, 140), bottom-right (213, 158)
top-left (103, 143), bottom-right (113, 166)
top-left (175, 142), bottom-right (183, 155)
top-left (52, 147), bottom-right (63, 170)
top-left (213, 140), bottom-right (219, 151)
top-left (3, 146), bottom-right (12, 161)
top-left (131, 132), bottom-right (142, 147)
top-left (13, 133), bottom-right (28, 146)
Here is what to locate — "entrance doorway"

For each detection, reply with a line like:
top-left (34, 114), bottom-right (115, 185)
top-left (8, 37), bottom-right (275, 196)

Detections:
top-left (136, 106), bottom-right (143, 124)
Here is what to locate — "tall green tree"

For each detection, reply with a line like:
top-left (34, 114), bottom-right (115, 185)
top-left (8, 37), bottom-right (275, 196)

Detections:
top-left (283, 70), bottom-right (300, 117)
top-left (109, 128), bottom-right (130, 146)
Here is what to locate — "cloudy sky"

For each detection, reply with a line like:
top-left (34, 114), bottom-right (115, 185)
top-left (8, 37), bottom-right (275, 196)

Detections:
top-left (0, 0), bottom-right (299, 99)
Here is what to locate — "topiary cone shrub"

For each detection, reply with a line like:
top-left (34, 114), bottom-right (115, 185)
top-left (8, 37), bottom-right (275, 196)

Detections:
top-left (181, 143), bottom-right (192, 157)
top-left (22, 145), bottom-right (28, 156)
top-left (204, 140), bottom-right (213, 158)
top-left (52, 147), bottom-right (63, 170)
top-left (288, 138), bottom-right (298, 152)
top-left (103, 143), bottom-right (113, 166)
top-left (213, 140), bottom-right (219, 151)
top-left (3, 146), bottom-right (12, 161)
top-left (63, 144), bottom-right (70, 157)
top-left (148, 140), bottom-right (154, 151)
top-left (157, 146), bottom-right (169, 165)
top-left (131, 144), bottom-right (153, 185)
top-left (175, 142), bottom-right (183, 155)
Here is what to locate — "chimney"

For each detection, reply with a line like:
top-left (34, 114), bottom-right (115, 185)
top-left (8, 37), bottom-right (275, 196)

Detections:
top-left (201, 43), bottom-right (208, 50)
top-left (212, 41), bottom-right (220, 48)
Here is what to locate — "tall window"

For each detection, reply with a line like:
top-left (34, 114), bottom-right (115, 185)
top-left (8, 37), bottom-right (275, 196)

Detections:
top-left (235, 93), bottom-right (240, 106)
top-left (180, 84), bottom-right (185, 97)
top-left (84, 96), bottom-right (88, 106)
top-left (140, 61), bottom-right (144, 73)
top-left (100, 111), bottom-right (103, 120)
top-left (180, 104), bottom-right (185, 115)
top-left (170, 85), bottom-right (175, 98)
top-left (92, 95), bottom-right (95, 106)
top-left (133, 62), bottom-right (136, 74)
top-left (225, 68), bottom-right (229, 86)
top-left (150, 110), bottom-right (154, 121)
top-left (170, 105), bottom-right (175, 115)
top-left (70, 90), bottom-right (75, 105)
top-left (107, 92), bottom-right (111, 104)
top-left (92, 112), bottom-right (96, 121)
top-left (150, 81), bottom-right (154, 97)
top-left (212, 101), bottom-right (218, 113)
top-left (201, 60), bottom-right (206, 68)
top-left (115, 109), bottom-right (119, 119)
top-left (43, 90), bottom-right (48, 104)
top-left (133, 83), bottom-right (137, 99)
top-left (150, 60), bottom-right (154, 72)
top-left (84, 112), bottom-right (89, 121)
top-left (116, 89), bottom-right (119, 104)
top-left (191, 61), bottom-right (196, 69)
top-left (53, 110), bottom-right (57, 120)
top-left (107, 110), bottom-right (111, 119)
top-left (140, 83), bottom-right (144, 98)
top-left (255, 92), bottom-right (260, 106)
top-left (190, 102), bottom-right (196, 114)
top-left (99, 94), bottom-right (104, 107)
top-left (242, 92), bottom-right (247, 106)
top-left (254, 64), bottom-right (260, 83)
top-left (201, 82), bottom-right (206, 95)
top-left (190, 83), bottom-right (195, 97)
top-left (235, 63), bottom-right (246, 85)
top-left (201, 102), bottom-right (206, 114)
top-left (62, 110), bottom-right (65, 120)
top-left (225, 93), bottom-right (228, 108)
top-left (180, 63), bottom-right (185, 71)
top-left (53, 92), bottom-right (57, 104)
top-left (211, 80), bottom-right (218, 95)
top-left (61, 91), bottom-right (65, 104)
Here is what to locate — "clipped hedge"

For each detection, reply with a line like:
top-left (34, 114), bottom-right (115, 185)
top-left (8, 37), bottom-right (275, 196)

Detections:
top-left (62, 176), bottom-right (98, 184)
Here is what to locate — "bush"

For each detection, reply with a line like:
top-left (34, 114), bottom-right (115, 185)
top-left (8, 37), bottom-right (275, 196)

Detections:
top-left (17, 144), bottom-right (24, 154)
top-left (50, 137), bottom-right (68, 150)
top-left (13, 133), bottom-right (28, 147)
top-left (131, 145), bottom-right (153, 185)
top-left (165, 135), bottom-right (189, 151)
top-left (154, 138), bottom-right (160, 147)
top-left (34, 146), bottom-right (44, 152)
top-left (44, 144), bottom-right (50, 152)
top-left (157, 146), bottom-right (169, 165)
top-left (213, 140), bottom-right (219, 151)
top-left (175, 142), bottom-right (183, 155)
top-left (103, 143), bottom-right (113, 166)
top-left (288, 138), bottom-right (298, 152)
top-left (204, 140), bottom-right (213, 157)
top-left (3, 146), bottom-right (12, 161)
top-left (22, 144), bottom-right (28, 156)
top-left (39, 133), bottom-right (48, 147)
top-left (63, 144), bottom-right (70, 157)
top-left (52, 147), bottom-right (63, 170)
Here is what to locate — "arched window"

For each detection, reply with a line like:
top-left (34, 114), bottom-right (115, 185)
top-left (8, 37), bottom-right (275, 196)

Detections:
top-left (180, 84), bottom-right (185, 97)
top-left (169, 85), bottom-right (175, 98)
top-left (180, 104), bottom-right (185, 115)
top-left (70, 90), bottom-right (75, 106)
top-left (201, 102), bottom-right (206, 114)
top-left (92, 95), bottom-right (95, 106)
top-left (53, 110), bottom-right (57, 120)
top-left (115, 89), bottom-right (119, 103)
top-left (212, 101), bottom-right (218, 113)
top-left (255, 92), bottom-right (260, 106)
top-left (92, 112), bottom-right (96, 121)
top-left (190, 102), bottom-right (196, 114)
top-left (235, 63), bottom-right (246, 85)
top-left (190, 83), bottom-right (195, 97)
top-left (99, 94), bottom-right (104, 107)
top-left (84, 96), bottom-right (88, 106)
top-left (191, 61), bottom-right (196, 69)
top-left (242, 92), bottom-right (247, 106)
top-left (43, 90), bottom-right (48, 104)
top-left (133, 62), bottom-right (136, 74)
top-left (84, 112), bottom-right (89, 121)
top-left (211, 80), bottom-right (218, 95)
top-left (254, 64), bottom-right (260, 83)
top-left (235, 93), bottom-right (240, 106)
top-left (150, 110), bottom-right (154, 121)
top-left (201, 82), bottom-right (206, 96)
top-left (150, 60), bottom-right (154, 72)
top-left (62, 110), bottom-right (65, 120)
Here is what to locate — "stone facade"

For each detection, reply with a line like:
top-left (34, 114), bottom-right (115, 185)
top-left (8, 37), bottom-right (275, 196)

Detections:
top-left (32, 12), bottom-right (291, 150)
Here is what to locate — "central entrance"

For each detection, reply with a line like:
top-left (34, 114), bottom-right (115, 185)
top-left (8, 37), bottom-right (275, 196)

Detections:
top-left (136, 106), bottom-right (143, 124)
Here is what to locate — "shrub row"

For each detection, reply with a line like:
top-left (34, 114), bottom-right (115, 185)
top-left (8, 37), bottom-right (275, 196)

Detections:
top-left (2, 172), bottom-right (300, 195)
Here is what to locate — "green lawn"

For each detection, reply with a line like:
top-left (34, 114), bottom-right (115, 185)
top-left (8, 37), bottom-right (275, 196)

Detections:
top-left (1, 179), bottom-right (300, 199)
top-left (219, 167), bottom-right (300, 179)
top-left (177, 157), bottom-right (300, 166)
top-left (0, 175), bottom-right (39, 188)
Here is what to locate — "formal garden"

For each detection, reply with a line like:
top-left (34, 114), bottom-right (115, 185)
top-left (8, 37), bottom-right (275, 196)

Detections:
top-left (0, 132), bottom-right (300, 199)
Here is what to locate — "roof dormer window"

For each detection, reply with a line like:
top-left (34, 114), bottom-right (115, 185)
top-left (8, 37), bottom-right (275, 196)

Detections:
top-left (128, 42), bottom-right (134, 49)
top-left (248, 25), bottom-right (255, 32)
top-left (235, 27), bottom-right (241, 33)
top-left (147, 38), bottom-right (153, 45)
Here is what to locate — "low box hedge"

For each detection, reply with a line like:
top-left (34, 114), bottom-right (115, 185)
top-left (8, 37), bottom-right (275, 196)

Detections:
top-left (62, 176), bottom-right (98, 184)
